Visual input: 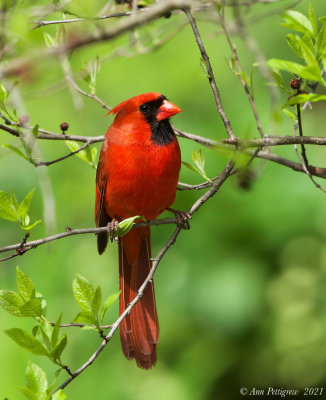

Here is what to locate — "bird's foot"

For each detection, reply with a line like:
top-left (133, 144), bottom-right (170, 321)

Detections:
top-left (107, 219), bottom-right (120, 242)
top-left (167, 208), bottom-right (191, 230)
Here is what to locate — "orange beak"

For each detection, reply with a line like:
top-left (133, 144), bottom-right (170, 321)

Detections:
top-left (156, 100), bottom-right (182, 121)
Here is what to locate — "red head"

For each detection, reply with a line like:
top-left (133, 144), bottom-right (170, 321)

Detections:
top-left (107, 93), bottom-right (182, 146)
top-left (108, 92), bottom-right (181, 121)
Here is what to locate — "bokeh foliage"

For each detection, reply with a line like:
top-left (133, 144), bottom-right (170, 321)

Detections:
top-left (1, 0), bottom-right (326, 399)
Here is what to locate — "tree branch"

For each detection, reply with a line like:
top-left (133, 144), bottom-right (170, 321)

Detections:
top-left (223, 136), bottom-right (326, 147)
top-left (0, 218), bottom-right (178, 258)
top-left (2, 119), bottom-right (326, 178)
top-left (2, 0), bottom-right (194, 79)
top-left (184, 8), bottom-right (236, 140)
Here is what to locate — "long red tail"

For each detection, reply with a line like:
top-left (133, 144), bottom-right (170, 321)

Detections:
top-left (118, 226), bottom-right (159, 369)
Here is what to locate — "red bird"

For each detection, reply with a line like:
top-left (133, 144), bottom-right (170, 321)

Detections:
top-left (95, 92), bottom-right (188, 369)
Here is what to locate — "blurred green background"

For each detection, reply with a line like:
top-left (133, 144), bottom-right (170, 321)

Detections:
top-left (1, 0), bottom-right (326, 398)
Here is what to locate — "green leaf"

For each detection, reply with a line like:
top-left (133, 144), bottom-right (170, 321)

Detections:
top-left (43, 32), bottom-right (56, 47)
top-left (72, 274), bottom-right (95, 314)
top-left (18, 189), bottom-right (35, 224)
top-left (283, 108), bottom-right (297, 120)
top-left (16, 266), bottom-right (35, 301)
top-left (138, 0), bottom-right (154, 5)
top-left (32, 325), bottom-right (39, 336)
top-left (299, 36), bottom-right (318, 69)
top-left (284, 93), bottom-right (326, 107)
top-left (25, 361), bottom-right (48, 399)
top-left (92, 286), bottom-right (102, 316)
top-left (11, 188), bottom-right (19, 210)
top-left (89, 56), bottom-right (100, 94)
top-left (287, 34), bottom-right (303, 58)
top-left (182, 161), bottom-right (199, 173)
top-left (192, 150), bottom-right (211, 181)
top-left (36, 292), bottom-right (47, 316)
top-left (52, 389), bottom-right (67, 400)
top-left (23, 219), bottom-right (42, 231)
top-left (316, 23), bottom-right (326, 61)
top-left (117, 215), bottom-right (146, 237)
top-left (71, 311), bottom-right (97, 324)
top-left (282, 10), bottom-right (313, 35)
top-left (267, 59), bottom-right (321, 81)
top-left (192, 150), bottom-right (205, 173)
top-left (101, 291), bottom-right (120, 323)
top-left (20, 299), bottom-right (43, 317)
top-left (32, 124), bottom-right (39, 138)
top-left (65, 140), bottom-right (80, 153)
top-left (300, 65), bottom-right (322, 81)
top-left (81, 325), bottom-right (97, 331)
top-left (226, 56), bottom-right (237, 75)
top-left (50, 333), bottom-right (67, 361)
top-left (65, 140), bottom-right (95, 168)
top-left (270, 70), bottom-right (291, 93)
top-left (0, 190), bottom-right (18, 221)
top-left (2, 143), bottom-right (29, 161)
top-left (308, 4), bottom-right (318, 37)
top-left (302, 32), bottom-right (315, 56)
top-left (5, 328), bottom-right (48, 355)
top-left (51, 312), bottom-right (62, 347)
top-left (18, 386), bottom-right (37, 400)
top-left (0, 289), bottom-right (24, 316)
top-left (200, 57), bottom-right (209, 77)
top-left (39, 320), bottom-right (53, 351)
top-left (91, 147), bottom-right (97, 166)
top-left (0, 82), bottom-right (8, 103)
top-left (267, 58), bottom-right (305, 75)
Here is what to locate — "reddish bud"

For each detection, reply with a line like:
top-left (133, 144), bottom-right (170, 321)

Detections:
top-left (290, 78), bottom-right (301, 90)
top-left (60, 122), bottom-right (69, 133)
top-left (19, 114), bottom-right (29, 125)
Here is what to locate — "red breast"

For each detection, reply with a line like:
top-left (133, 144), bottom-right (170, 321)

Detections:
top-left (101, 93), bottom-right (182, 221)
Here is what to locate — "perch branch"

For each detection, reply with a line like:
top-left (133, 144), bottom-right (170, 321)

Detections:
top-left (54, 160), bottom-right (234, 392)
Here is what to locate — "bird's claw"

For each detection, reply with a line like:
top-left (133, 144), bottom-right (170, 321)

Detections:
top-left (168, 208), bottom-right (191, 230)
top-left (107, 219), bottom-right (120, 242)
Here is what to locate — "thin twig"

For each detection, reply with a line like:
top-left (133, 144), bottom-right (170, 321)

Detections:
top-left (291, 70), bottom-right (326, 192)
top-left (33, 10), bottom-right (143, 29)
top-left (296, 103), bottom-right (309, 168)
top-left (231, 2), bottom-right (279, 108)
top-left (184, 8), bottom-right (236, 140)
top-left (34, 141), bottom-right (92, 167)
top-left (50, 323), bottom-right (113, 329)
top-left (66, 76), bottom-right (111, 111)
top-left (220, 10), bottom-right (265, 140)
top-left (292, 105), bottom-right (326, 193)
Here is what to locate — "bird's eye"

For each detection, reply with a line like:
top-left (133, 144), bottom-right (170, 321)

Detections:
top-left (139, 104), bottom-right (149, 113)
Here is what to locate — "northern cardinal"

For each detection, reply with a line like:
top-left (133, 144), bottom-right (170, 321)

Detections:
top-left (95, 92), bottom-right (188, 369)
